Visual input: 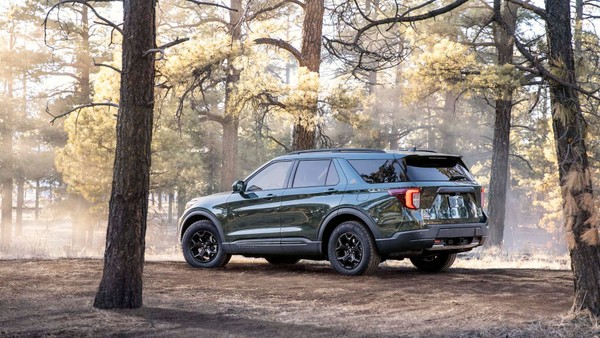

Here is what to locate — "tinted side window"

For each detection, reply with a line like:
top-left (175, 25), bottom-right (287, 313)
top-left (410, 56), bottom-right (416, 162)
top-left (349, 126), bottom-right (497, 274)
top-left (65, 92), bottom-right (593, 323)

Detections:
top-left (246, 161), bottom-right (292, 191)
top-left (325, 162), bottom-right (340, 186)
top-left (348, 159), bottom-right (407, 183)
top-left (293, 160), bottom-right (331, 188)
top-left (405, 156), bottom-right (475, 182)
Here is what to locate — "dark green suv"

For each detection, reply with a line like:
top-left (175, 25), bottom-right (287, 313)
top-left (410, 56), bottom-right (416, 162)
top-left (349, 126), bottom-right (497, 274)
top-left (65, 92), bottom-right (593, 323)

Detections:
top-left (178, 149), bottom-right (487, 275)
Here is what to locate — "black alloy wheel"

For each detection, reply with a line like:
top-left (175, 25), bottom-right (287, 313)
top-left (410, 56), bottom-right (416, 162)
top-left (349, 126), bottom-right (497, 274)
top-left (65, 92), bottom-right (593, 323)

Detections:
top-left (410, 253), bottom-right (456, 272)
top-left (327, 221), bottom-right (380, 276)
top-left (182, 220), bottom-right (231, 268)
top-left (335, 232), bottom-right (363, 270)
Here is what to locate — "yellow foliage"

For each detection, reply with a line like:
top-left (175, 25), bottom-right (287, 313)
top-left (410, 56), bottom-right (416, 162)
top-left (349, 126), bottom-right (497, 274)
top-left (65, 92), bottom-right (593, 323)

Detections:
top-left (281, 67), bottom-right (320, 130)
top-left (405, 38), bottom-right (522, 101)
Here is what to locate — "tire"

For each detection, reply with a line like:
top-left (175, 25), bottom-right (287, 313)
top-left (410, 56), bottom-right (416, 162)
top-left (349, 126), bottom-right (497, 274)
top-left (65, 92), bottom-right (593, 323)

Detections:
top-left (410, 253), bottom-right (456, 272)
top-left (327, 221), bottom-right (380, 276)
top-left (264, 256), bottom-right (301, 265)
top-left (182, 220), bottom-right (231, 268)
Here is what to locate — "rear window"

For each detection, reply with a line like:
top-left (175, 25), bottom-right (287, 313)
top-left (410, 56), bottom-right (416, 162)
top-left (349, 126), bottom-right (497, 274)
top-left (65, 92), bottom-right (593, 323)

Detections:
top-left (405, 156), bottom-right (474, 182)
top-left (348, 159), bottom-right (407, 183)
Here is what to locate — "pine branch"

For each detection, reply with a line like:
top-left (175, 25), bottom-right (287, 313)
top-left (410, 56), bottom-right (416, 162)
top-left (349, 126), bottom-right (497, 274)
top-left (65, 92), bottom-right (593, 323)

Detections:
top-left (44, 0), bottom-right (123, 49)
top-left (47, 102), bottom-right (119, 125)
top-left (254, 38), bottom-right (303, 65)
top-left (143, 37), bottom-right (190, 59)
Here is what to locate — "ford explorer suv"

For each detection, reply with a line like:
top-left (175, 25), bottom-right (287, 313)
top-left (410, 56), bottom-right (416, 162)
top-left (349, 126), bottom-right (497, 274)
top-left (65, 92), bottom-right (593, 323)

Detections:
top-left (178, 148), bottom-right (488, 275)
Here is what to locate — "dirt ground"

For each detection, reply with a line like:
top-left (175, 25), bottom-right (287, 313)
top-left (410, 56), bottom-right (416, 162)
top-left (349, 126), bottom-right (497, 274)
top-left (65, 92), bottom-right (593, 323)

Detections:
top-left (0, 258), bottom-right (597, 337)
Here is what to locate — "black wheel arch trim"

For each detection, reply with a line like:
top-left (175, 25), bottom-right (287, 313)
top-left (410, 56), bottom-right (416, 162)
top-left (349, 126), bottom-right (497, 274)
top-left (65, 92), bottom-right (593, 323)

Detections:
top-left (318, 207), bottom-right (383, 244)
top-left (178, 208), bottom-right (226, 244)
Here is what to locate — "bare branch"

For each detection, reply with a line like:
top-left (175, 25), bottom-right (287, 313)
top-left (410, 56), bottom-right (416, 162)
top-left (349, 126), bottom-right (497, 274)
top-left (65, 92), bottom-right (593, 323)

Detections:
top-left (247, 0), bottom-right (305, 21)
top-left (186, 0), bottom-right (239, 11)
top-left (93, 59), bottom-right (122, 73)
top-left (47, 102), bottom-right (119, 125)
top-left (254, 38), bottom-right (303, 64)
top-left (353, 0), bottom-right (470, 41)
top-left (143, 37), bottom-right (190, 59)
top-left (510, 153), bottom-right (535, 172)
top-left (506, 0), bottom-right (547, 19)
top-left (44, 0), bottom-right (123, 48)
top-left (513, 38), bottom-right (600, 100)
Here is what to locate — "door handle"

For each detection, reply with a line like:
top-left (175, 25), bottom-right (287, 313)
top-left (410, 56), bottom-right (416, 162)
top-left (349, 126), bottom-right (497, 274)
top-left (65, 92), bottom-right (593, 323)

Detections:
top-left (263, 194), bottom-right (276, 200)
top-left (326, 188), bottom-right (338, 194)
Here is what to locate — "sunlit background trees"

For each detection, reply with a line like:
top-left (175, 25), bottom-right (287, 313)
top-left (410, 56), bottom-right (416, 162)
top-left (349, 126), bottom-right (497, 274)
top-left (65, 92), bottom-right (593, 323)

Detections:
top-left (0, 0), bottom-right (599, 265)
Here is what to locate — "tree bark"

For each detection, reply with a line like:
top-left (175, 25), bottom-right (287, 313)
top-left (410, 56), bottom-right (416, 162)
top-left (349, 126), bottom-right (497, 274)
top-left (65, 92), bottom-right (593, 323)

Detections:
top-left (77, 5), bottom-right (91, 103)
top-left (35, 179), bottom-right (40, 221)
top-left (1, 73), bottom-right (14, 250)
top-left (16, 178), bottom-right (24, 237)
top-left (168, 192), bottom-right (174, 226)
top-left (487, 0), bottom-right (518, 247)
top-left (220, 0), bottom-right (242, 191)
top-left (439, 91), bottom-right (458, 154)
top-left (94, 0), bottom-right (156, 309)
top-left (545, 0), bottom-right (600, 315)
top-left (293, 0), bottom-right (324, 151)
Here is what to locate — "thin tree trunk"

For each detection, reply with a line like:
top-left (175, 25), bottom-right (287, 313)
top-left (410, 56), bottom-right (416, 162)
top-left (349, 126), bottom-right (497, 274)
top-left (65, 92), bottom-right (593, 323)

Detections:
top-left (221, 116), bottom-right (239, 190)
top-left (16, 178), bottom-right (24, 237)
top-left (177, 189), bottom-right (187, 219)
top-left (168, 192), bottom-right (174, 226)
top-left (35, 179), bottom-right (40, 221)
top-left (439, 91), bottom-right (458, 154)
top-left (545, 0), bottom-right (600, 315)
top-left (487, 0), bottom-right (518, 246)
top-left (217, 0), bottom-right (242, 191)
top-left (78, 6), bottom-right (91, 103)
top-left (293, 0), bottom-right (324, 151)
top-left (94, 0), bottom-right (156, 309)
top-left (1, 71), bottom-right (14, 250)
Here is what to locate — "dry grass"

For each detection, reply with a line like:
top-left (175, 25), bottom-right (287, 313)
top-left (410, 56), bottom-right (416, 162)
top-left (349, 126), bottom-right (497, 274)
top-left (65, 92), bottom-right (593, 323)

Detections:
top-left (453, 311), bottom-right (600, 338)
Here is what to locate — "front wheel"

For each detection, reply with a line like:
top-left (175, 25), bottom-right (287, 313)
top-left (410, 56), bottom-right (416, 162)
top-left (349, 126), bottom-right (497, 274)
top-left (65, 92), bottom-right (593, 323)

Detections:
top-left (182, 220), bottom-right (231, 268)
top-left (410, 253), bottom-right (456, 272)
top-left (327, 221), bottom-right (380, 276)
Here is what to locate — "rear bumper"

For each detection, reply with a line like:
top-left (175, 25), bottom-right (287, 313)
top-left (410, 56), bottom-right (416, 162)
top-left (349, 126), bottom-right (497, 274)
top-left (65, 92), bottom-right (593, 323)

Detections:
top-left (376, 222), bottom-right (488, 255)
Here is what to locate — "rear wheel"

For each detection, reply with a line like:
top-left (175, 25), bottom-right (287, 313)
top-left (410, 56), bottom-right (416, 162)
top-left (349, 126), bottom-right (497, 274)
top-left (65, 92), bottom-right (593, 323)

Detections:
top-left (410, 253), bottom-right (456, 272)
top-left (264, 256), bottom-right (301, 265)
top-left (327, 221), bottom-right (380, 276)
top-left (182, 220), bottom-right (231, 268)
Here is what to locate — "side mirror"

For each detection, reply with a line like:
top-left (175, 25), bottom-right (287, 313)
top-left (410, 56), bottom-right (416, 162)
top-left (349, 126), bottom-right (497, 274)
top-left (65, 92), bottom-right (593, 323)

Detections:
top-left (232, 180), bottom-right (245, 192)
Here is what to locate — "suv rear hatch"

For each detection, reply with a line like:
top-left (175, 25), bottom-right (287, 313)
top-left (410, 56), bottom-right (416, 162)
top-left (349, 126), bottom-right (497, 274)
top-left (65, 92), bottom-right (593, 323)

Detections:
top-left (401, 155), bottom-right (485, 224)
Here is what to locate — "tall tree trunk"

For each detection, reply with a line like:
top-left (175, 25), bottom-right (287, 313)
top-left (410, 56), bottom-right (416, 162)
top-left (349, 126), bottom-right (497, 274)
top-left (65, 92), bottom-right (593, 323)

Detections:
top-left (293, 0), bottom-right (324, 151)
top-left (220, 0), bottom-right (242, 191)
top-left (487, 0), bottom-right (518, 247)
top-left (35, 179), bottom-right (40, 221)
top-left (177, 189), bottom-right (187, 219)
top-left (16, 178), bottom-right (24, 237)
top-left (168, 192), bottom-right (174, 226)
top-left (1, 73), bottom-right (14, 250)
top-left (439, 91), bottom-right (458, 154)
top-left (71, 5), bottom-right (93, 251)
top-left (78, 5), bottom-right (91, 103)
top-left (94, 0), bottom-right (156, 309)
top-left (545, 0), bottom-right (600, 315)
top-left (221, 116), bottom-right (239, 190)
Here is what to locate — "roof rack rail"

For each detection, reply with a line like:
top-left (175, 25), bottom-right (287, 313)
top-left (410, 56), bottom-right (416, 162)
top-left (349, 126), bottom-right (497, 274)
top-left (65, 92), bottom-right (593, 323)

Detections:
top-left (400, 147), bottom-right (438, 153)
top-left (288, 148), bottom-right (387, 155)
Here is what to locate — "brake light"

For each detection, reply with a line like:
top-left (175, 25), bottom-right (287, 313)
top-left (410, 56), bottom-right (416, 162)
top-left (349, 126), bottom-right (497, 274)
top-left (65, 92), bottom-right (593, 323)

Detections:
top-left (388, 188), bottom-right (421, 209)
top-left (481, 187), bottom-right (485, 209)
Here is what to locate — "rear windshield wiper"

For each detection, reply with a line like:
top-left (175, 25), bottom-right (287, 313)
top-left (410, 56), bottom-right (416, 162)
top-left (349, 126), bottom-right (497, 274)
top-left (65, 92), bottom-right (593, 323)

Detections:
top-left (449, 175), bottom-right (469, 181)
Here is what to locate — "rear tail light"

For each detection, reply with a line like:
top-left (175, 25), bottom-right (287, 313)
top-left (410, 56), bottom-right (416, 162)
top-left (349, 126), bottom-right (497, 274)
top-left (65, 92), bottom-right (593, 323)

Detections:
top-left (481, 187), bottom-right (485, 209)
top-left (388, 188), bottom-right (421, 209)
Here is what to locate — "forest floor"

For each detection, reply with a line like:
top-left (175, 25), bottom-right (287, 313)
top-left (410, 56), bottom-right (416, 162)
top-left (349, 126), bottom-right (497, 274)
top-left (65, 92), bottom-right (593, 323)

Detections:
top-left (1, 258), bottom-right (599, 337)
